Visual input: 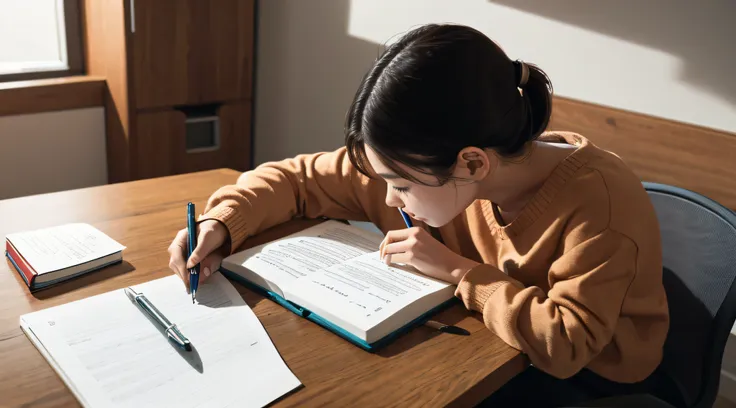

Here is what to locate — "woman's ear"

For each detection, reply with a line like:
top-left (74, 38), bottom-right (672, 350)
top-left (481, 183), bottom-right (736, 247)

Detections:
top-left (454, 147), bottom-right (494, 181)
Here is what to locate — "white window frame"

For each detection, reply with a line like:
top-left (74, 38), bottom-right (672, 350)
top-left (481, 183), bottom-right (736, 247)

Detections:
top-left (0, 0), bottom-right (83, 82)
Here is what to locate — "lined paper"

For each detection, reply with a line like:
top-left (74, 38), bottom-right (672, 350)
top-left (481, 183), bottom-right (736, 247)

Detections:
top-left (20, 274), bottom-right (301, 408)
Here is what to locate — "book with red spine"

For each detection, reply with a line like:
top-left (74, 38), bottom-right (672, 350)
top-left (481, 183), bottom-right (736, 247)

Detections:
top-left (5, 223), bottom-right (125, 291)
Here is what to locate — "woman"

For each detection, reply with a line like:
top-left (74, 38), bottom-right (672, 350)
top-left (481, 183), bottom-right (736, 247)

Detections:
top-left (168, 24), bottom-right (669, 406)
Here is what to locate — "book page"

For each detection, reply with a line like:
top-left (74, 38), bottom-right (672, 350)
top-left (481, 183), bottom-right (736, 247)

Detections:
top-left (20, 274), bottom-right (301, 408)
top-left (223, 221), bottom-right (383, 289)
top-left (284, 252), bottom-right (451, 331)
top-left (6, 223), bottom-right (125, 274)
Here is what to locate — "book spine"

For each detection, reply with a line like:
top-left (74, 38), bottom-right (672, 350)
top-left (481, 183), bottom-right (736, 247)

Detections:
top-left (6, 240), bottom-right (36, 287)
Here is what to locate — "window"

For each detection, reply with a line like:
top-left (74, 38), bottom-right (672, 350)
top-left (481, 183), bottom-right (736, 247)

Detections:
top-left (0, 0), bottom-right (83, 82)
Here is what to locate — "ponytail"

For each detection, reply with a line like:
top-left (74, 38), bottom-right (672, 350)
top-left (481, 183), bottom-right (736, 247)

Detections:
top-left (517, 61), bottom-right (553, 144)
top-left (499, 61), bottom-right (553, 156)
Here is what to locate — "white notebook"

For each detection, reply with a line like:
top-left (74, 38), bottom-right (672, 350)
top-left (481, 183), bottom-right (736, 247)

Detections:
top-left (20, 274), bottom-right (301, 408)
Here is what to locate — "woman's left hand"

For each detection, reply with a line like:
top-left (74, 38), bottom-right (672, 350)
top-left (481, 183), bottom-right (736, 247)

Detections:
top-left (379, 227), bottom-right (480, 285)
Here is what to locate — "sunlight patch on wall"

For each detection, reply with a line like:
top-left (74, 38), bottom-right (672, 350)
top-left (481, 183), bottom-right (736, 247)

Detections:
top-left (347, 0), bottom-right (735, 133)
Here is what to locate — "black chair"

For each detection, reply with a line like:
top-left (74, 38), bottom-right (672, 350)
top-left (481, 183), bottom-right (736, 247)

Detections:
top-left (575, 182), bottom-right (736, 408)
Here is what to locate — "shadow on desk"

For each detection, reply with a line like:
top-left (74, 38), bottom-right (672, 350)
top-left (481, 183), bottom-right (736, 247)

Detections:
top-left (377, 306), bottom-right (472, 358)
top-left (31, 260), bottom-right (136, 300)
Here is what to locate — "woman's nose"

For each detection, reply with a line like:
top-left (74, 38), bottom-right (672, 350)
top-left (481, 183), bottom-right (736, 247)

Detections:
top-left (385, 188), bottom-right (403, 208)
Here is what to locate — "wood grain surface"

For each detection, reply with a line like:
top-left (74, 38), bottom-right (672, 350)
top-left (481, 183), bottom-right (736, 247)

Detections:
top-left (0, 76), bottom-right (105, 117)
top-left (135, 102), bottom-right (251, 180)
top-left (550, 96), bottom-right (736, 209)
top-left (0, 169), bottom-right (526, 408)
top-left (83, 0), bottom-right (135, 183)
top-left (132, 0), bottom-right (254, 109)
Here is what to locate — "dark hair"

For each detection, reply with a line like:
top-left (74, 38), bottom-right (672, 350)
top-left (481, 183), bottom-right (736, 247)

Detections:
top-left (345, 24), bottom-right (553, 186)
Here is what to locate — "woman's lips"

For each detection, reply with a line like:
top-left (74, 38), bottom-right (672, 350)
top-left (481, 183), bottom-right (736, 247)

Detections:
top-left (406, 211), bottom-right (425, 221)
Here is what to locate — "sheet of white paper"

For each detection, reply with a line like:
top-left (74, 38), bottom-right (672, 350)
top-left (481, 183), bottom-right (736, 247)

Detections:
top-left (6, 223), bottom-right (126, 274)
top-left (224, 220), bottom-right (383, 289)
top-left (20, 274), bottom-right (301, 408)
top-left (285, 252), bottom-right (450, 330)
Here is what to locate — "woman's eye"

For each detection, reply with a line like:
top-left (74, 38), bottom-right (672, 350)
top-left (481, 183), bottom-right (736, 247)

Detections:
top-left (392, 186), bottom-right (410, 193)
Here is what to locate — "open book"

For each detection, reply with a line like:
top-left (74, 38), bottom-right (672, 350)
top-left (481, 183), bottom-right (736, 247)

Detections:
top-left (220, 220), bottom-right (457, 350)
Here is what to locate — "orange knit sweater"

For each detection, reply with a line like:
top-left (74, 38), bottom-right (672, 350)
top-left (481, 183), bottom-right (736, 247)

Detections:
top-left (200, 131), bottom-right (669, 382)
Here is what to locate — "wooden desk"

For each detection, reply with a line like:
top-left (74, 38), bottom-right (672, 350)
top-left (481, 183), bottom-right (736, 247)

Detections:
top-left (0, 169), bottom-right (527, 407)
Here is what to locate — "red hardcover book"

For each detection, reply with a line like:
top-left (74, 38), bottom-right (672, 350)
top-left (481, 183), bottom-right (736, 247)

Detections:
top-left (5, 223), bottom-right (125, 291)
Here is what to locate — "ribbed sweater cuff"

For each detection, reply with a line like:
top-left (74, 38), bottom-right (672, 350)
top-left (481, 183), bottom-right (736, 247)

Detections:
top-left (199, 203), bottom-right (249, 254)
top-left (454, 264), bottom-right (518, 312)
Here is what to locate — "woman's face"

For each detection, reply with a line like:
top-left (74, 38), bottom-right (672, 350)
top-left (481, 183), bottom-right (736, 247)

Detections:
top-left (364, 146), bottom-right (481, 228)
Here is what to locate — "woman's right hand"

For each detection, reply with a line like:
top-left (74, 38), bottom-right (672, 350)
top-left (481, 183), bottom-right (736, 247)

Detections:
top-left (168, 219), bottom-right (229, 290)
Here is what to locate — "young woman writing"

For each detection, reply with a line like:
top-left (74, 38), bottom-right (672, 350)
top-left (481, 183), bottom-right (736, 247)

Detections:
top-left (168, 24), bottom-right (669, 406)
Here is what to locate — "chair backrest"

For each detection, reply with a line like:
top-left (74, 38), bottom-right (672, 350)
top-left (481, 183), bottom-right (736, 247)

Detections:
top-left (644, 182), bottom-right (736, 408)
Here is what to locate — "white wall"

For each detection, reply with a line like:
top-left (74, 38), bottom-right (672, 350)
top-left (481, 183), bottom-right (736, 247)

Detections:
top-left (0, 107), bottom-right (107, 199)
top-left (254, 0), bottom-right (736, 165)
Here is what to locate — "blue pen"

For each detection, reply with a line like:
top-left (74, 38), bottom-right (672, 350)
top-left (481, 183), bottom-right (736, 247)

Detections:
top-left (396, 207), bottom-right (470, 336)
top-left (187, 202), bottom-right (199, 303)
top-left (398, 208), bottom-right (413, 228)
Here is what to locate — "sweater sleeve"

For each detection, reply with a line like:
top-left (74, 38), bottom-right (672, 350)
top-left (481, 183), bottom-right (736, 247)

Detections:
top-left (454, 229), bottom-right (638, 379)
top-left (198, 147), bottom-right (393, 252)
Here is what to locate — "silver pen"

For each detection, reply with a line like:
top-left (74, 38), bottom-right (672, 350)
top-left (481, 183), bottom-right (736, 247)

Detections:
top-left (124, 287), bottom-right (192, 352)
